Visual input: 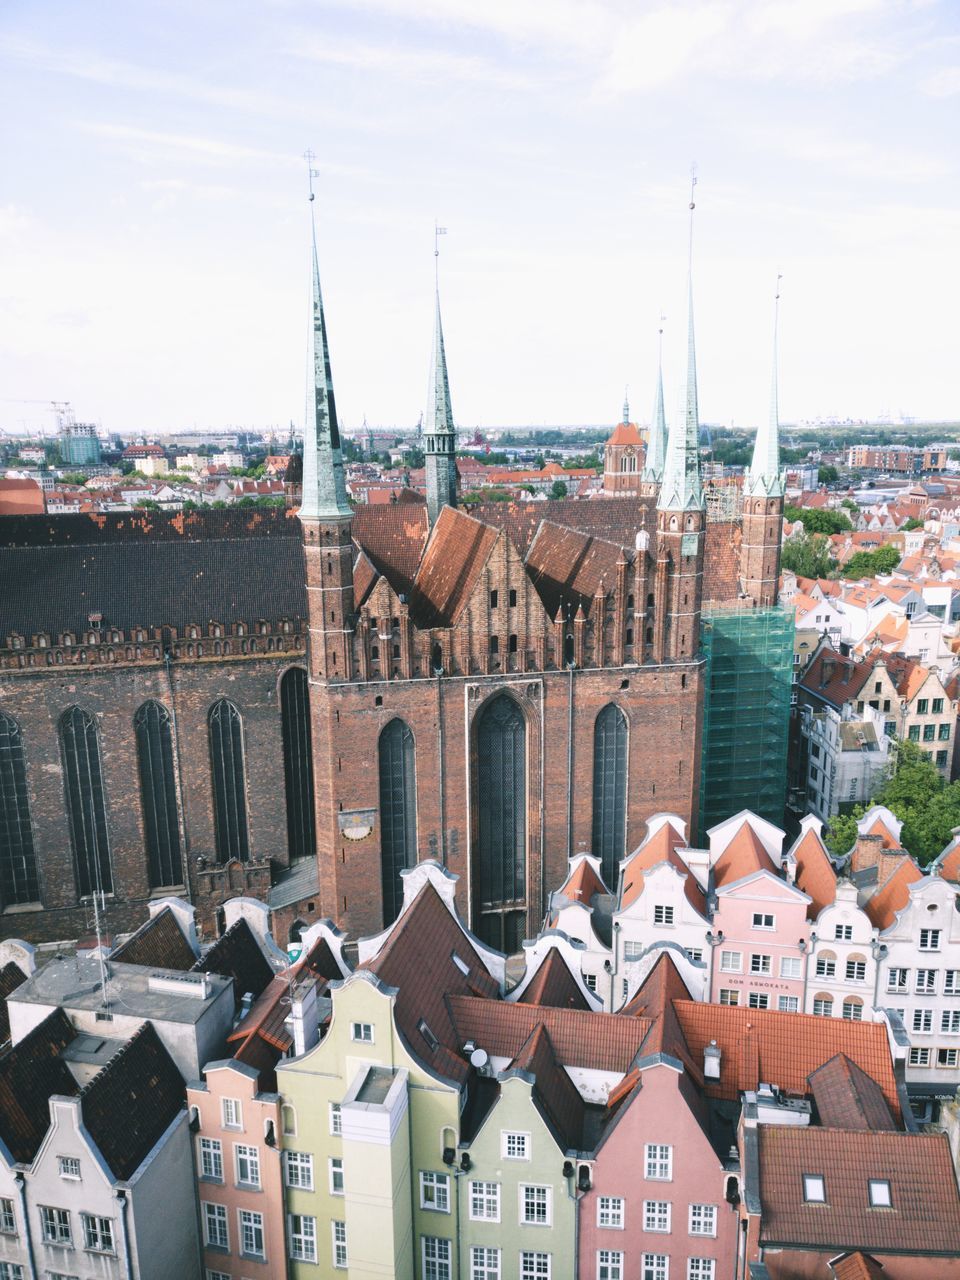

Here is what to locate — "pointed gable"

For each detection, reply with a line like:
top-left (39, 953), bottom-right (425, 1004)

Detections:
top-left (409, 505), bottom-right (500, 628)
top-left (789, 821), bottom-right (837, 919)
top-left (111, 907), bottom-right (197, 971)
top-left (0, 1009), bottom-right (79, 1163)
top-left (620, 820), bottom-right (705, 914)
top-left (712, 823), bottom-right (779, 888)
top-left (515, 949), bottom-right (591, 1012)
top-left (559, 856), bottom-right (609, 904)
top-left (864, 858), bottom-right (924, 930)
top-left (807, 1053), bottom-right (897, 1132)
top-left (507, 1023), bottom-right (584, 1150)
top-left (524, 520), bottom-right (626, 620)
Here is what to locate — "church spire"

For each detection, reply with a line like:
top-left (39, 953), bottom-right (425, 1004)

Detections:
top-left (658, 174), bottom-right (704, 513)
top-left (424, 224), bottom-right (458, 526)
top-left (746, 274), bottom-right (785, 498)
top-left (643, 318), bottom-right (667, 483)
top-left (622, 389), bottom-right (630, 425)
top-left (299, 160), bottom-right (352, 524)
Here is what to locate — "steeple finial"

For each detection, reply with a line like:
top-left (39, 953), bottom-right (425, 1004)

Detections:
top-left (643, 314), bottom-right (667, 483)
top-left (299, 153), bottom-right (353, 523)
top-left (622, 388), bottom-right (630, 425)
top-left (658, 170), bottom-right (704, 512)
top-left (746, 273), bottom-right (785, 498)
top-left (424, 223), bottom-right (457, 525)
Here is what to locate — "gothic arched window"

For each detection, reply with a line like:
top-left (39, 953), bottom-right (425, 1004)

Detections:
top-left (0, 713), bottom-right (40, 905)
top-left (59, 706), bottom-right (112, 896)
top-left (474, 694), bottom-right (526, 951)
top-left (378, 719), bottom-right (417, 926)
top-left (592, 704), bottom-right (628, 886)
top-left (280, 668), bottom-right (316, 862)
top-left (134, 701), bottom-right (183, 888)
top-left (208, 699), bottom-right (249, 862)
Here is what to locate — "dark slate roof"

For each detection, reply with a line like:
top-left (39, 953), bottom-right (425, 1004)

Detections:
top-left (0, 962), bottom-right (28, 1045)
top-left (807, 1053), bottom-right (897, 1132)
top-left (507, 1022), bottom-right (584, 1151)
top-left (81, 1021), bottom-right (185, 1179)
top-left (0, 1008), bottom-right (78, 1162)
top-left (110, 908), bottom-right (197, 971)
top-left (193, 918), bottom-right (274, 1007)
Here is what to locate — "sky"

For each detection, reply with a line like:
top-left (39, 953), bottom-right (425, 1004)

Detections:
top-left (1, 0), bottom-right (959, 436)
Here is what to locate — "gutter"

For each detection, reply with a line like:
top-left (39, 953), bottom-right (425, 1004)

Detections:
top-left (116, 1189), bottom-right (134, 1280)
top-left (14, 1173), bottom-right (37, 1280)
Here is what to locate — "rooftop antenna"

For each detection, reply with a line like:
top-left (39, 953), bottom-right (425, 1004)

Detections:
top-left (434, 221), bottom-right (447, 289)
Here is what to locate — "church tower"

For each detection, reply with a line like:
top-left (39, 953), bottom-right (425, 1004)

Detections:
top-left (654, 183), bottom-right (706, 663)
top-left (298, 186), bottom-right (355, 683)
top-left (740, 277), bottom-right (785, 607)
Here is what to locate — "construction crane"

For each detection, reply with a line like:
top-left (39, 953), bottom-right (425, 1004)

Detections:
top-left (0, 399), bottom-right (74, 435)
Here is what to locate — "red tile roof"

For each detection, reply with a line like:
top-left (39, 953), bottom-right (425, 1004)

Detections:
top-left (807, 1053), bottom-right (897, 1132)
top-left (620, 821), bottom-right (706, 914)
top-left (863, 858), bottom-right (923, 929)
top-left (351, 502), bottom-right (429, 596)
top-left (606, 422), bottom-right (645, 446)
top-left (791, 826), bottom-right (837, 919)
top-left (0, 478), bottom-right (44, 516)
top-left (516, 949), bottom-right (591, 1011)
top-left (559, 857), bottom-right (609, 903)
top-left (410, 506), bottom-right (499, 628)
top-left (830, 1254), bottom-right (886, 1280)
top-left (712, 822), bottom-right (779, 887)
top-left (525, 520), bottom-right (626, 620)
top-left (800, 648), bottom-right (873, 708)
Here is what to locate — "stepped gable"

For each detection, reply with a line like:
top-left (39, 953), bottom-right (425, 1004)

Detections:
top-left (790, 825), bottom-right (837, 919)
top-left (111, 908), bottom-right (196, 971)
top-left (516, 949), bottom-right (591, 1011)
top-left (409, 506), bottom-right (500, 628)
top-left (807, 1054), bottom-right (897, 1132)
top-left (81, 1021), bottom-right (185, 1180)
top-left (620, 821), bottom-right (705, 914)
top-left (351, 501), bottom-right (429, 597)
top-left (0, 1008), bottom-right (78, 1162)
top-left (672, 1001), bottom-right (900, 1118)
top-left (863, 858), bottom-right (923, 930)
top-left (364, 881), bottom-right (499, 1084)
top-left (712, 823), bottom-right (780, 887)
top-left (0, 962), bottom-right (28, 1044)
top-left (755, 1127), bottom-right (960, 1255)
top-left (193, 918), bottom-right (274, 1007)
top-left (507, 1023), bottom-right (584, 1150)
top-left (447, 994), bottom-right (652, 1073)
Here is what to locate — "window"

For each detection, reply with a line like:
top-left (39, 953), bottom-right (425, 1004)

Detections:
top-left (909, 1047), bottom-right (931, 1066)
top-left (913, 1009), bottom-right (933, 1032)
top-left (686, 949), bottom-right (703, 964)
top-left (642, 1255), bottom-right (668, 1280)
top-left (780, 956), bottom-right (802, 979)
top-left (284, 1150), bottom-right (314, 1189)
top-left (887, 968), bottom-right (908, 992)
top-left (834, 923), bottom-right (853, 941)
top-left (918, 698), bottom-right (929, 714)
top-left (81, 1214), bottom-right (114, 1254)
top-left (688, 1204), bottom-right (717, 1236)
top-left (845, 958), bottom-right (866, 981)
top-left (281, 1103), bottom-right (296, 1136)
top-left (719, 951), bottom-right (741, 973)
top-left (0, 1264), bottom-right (23, 1280)
top-left (332, 1220), bottom-right (347, 1269)
top-left (378, 719), bottom-right (418, 926)
top-left (920, 929), bottom-right (941, 951)
top-left (923, 724), bottom-right (936, 742)
top-left (868, 1180), bottom-right (892, 1208)
top-left (57, 1156), bottom-right (81, 1180)
top-left (803, 1174), bottom-right (826, 1203)
top-left (623, 941), bottom-right (643, 961)
top-left (598, 1251), bottom-right (624, 1280)
top-left (202, 1203), bottom-right (228, 1250)
top-left (502, 1131), bottom-right (529, 1160)
top-left (584, 973), bottom-right (598, 992)
top-left (329, 1157), bottom-right (344, 1194)
top-left (592, 705), bottom-right (628, 887)
top-left (199, 1137), bottom-right (223, 1180)
top-left (423, 1236), bottom-right (452, 1280)
top-left (938, 1048), bottom-right (959, 1067)
top-left (490, 590), bottom-right (499, 608)
top-left (40, 1207), bottom-right (71, 1245)
top-left (0, 714), bottom-right (40, 906)
top-left (208, 699), bottom-right (250, 863)
top-left (842, 998), bottom-right (863, 1021)
top-left (597, 1196), bottom-right (624, 1229)
top-left (916, 969), bottom-right (937, 994)
top-left (815, 953), bottom-right (836, 978)
top-left (329, 1101), bottom-right (342, 1135)
top-left (933, 697), bottom-right (945, 714)
top-left (940, 723), bottom-right (952, 740)
top-left (778, 995), bottom-right (799, 1012)
top-left (280, 668), bottom-right (316, 862)
top-left (908, 724), bottom-right (921, 742)
top-left (489, 635), bottom-right (499, 656)
top-left (654, 905), bottom-right (674, 926)
top-left (351, 1022), bottom-right (374, 1043)
top-left (813, 996), bottom-right (833, 1017)
top-left (520, 1185), bottom-right (552, 1226)
top-left (643, 1200), bottom-right (670, 1232)
top-left (472, 1246), bottom-right (501, 1280)
top-left (238, 1209), bottom-right (264, 1260)
top-left (469, 1180), bottom-right (501, 1221)
top-left (475, 696), bottom-right (528, 953)
top-left (750, 954), bottom-right (771, 975)
top-left (207, 1267), bottom-right (231, 1280)
top-left (645, 1144), bottom-right (672, 1180)
top-left (289, 1214), bottom-right (317, 1263)
top-left (937, 750), bottom-right (949, 768)
top-left (59, 707), bottom-right (112, 895)
top-left (748, 992), bottom-right (769, 1009)
top-left (942, 1010), bottom-right (960, 1033)
top-left (235, 1143), bottom-right (260, 1188)
top-left (719, 989), bottom-right (740, 1006)
top-left (135, 701), bottom-right (184, 888)
top-left (421, 1172), bottom-right (451, 1212)
top-left (520, 1253), bottom-right (550, 1280)
top-left (945, 970), bottom-right (960, 995)
top-left (221, 1097), bottom-right (241, 1129)
top-left (752, 913), bottom-right (775, 929)
top-left (0, 1200), bottom-right (14, 1234)
top-left (688, 1261), bottom-right (715, 1279)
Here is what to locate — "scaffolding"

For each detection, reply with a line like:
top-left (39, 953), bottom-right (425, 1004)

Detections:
top-left (699, 605), bottom-right (794, 835)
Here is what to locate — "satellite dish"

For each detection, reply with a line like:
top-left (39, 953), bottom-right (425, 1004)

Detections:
top-left (470, 1047), bottom-right (489, 1069)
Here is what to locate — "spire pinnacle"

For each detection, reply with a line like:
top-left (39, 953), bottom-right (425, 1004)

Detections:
top-left (658, 171), bottom-right (704, 512)
top-left (424, 224), bottom-right (457, 525)
top-left (643, 315), bottom-right (667, 483)
top-left (746, 273), bottom-right (785, 498)
top-left (299, 156), bottom-right (352, 524)
top-left (622, 388), bottom-right (630, 425)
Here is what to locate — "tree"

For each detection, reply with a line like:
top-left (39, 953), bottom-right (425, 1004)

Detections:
top-left (840, 498), bottom-right (859, 513)
top-left (61, 473), bottom-right (89, 486)
top-left (780, 532), bottom-right (834, 579)
top-left (549, 480), bottom-right (568, 499)
top-left (902, 517), bottom-right (924, 531)
top-left (784, 505), bottom-right (853, 536)
top-left (135, 498), bottom-right (160, 510)
top-left (818, 464), bottom-right (839, 484)
top-left (402, 447), bottom-right (425, 469)
top-left (843, 545), bottom-right (901, 578)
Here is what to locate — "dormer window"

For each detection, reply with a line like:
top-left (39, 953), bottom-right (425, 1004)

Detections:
top-left (803, 1174), bottom-right (826, 1203)
top-left (868, 1179), bottom-right (891, 1208)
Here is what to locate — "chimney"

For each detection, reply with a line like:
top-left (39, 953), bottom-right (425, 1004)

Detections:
top-left (704, 1040), bottom-right (721, 1081)
top-left (850, 833), bottom-right (884, 874)
top-left (820, 657), bottom-right (836, 687)
top-left (287, 979), bottom-right (320, 1056)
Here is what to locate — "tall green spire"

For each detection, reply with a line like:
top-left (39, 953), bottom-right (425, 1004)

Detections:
top-left (299, 178), bottom-right (352, 524)
top-left (746, 275), bottom-right (785, 498)
top-left (643, 320), bottom-right (667, 483)
top-left (659, 178), bottom-right (704, 513)
top-left (424, 225), bottom-right (458, 525)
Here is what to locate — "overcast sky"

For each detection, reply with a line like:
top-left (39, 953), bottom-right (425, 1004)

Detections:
top-left (1, 0), bottom-right (959, 436)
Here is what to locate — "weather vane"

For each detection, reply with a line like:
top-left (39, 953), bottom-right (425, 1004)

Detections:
top-left (303, 149), bottom-right (319, 202)
top-left (434, 221), bottom-right (447, 286)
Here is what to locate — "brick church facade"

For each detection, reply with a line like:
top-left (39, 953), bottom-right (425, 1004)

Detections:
top-left (0, 210), bottom-right (784, 950)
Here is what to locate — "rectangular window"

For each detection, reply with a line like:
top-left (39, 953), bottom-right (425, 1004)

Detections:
top-left (82, 1214), bottom-right (114, 1254)
top-left (939, 723), bottom-right (952, 740)
top-left (918, 698), bottom-right (929, 714)
top-left (0, 1265), bottom-right (24, 1280)
top-left (937, 750), bottom-right (949, 768)
top-left (0, 1200), bottom-right (14, 1235)
top-left (803, 1174), bottom-right (825, 1202)
top-left (351, 1021), bottom-right (374, 1043)
top-left (778, 995), bottom-right (799, 1012)
top-left (283, 1150), bottom-right (314, 1190)
top-left (597, 1196), bottom-right (625, 1229)
top-left (913, 1009), bottom-right (933, 1032)
top-left (202, 1202), bottom-right (228, 1250)
top-left (238, 1209), bottom-right (265, 1260)
top-left (916, 969), bottom-right (937, 994)
top-left (749, 954), bottom-right (771, 975)
top-left (868, 1179), bottom-right (891, 1208)
top-left (686, 949), bottom-right (703, 964)
top-left (330, 1101), bottom-right (342, 1135)
top-left (719, 989), bottom-right (740, 1006)
top-left (520, 1253), bottom-right (551, 1280)
top-left (644, 1144), bottom-right (672, 1180)
top-left (945, 970), bottom-right (960, 995)
top-left (846, 959), bottom-right (866, 981)
top-left (642, 1254), bottom-right (668, 1280)
top-left (57, 1156), bottom-right (81, 1180)
top-left (643, 1200), bottom-right (670, 1232)
top-left (815, 955), bottom-right (835, 978)
top-left (509, 589), bottom-right (517, 607)
top-left (623, 941), bottom-right (643, 961)
top-left (289, 1214), bottom-right (317, 1263)
top-left (813, 997), bottom-right (832, 1017)
top-left (942, 1010), bottom-right (960, 1033)
top-left (748, 992), bottom-right (770, 1009)
top-left (719, 951), bottom-right (741, 973)
top-left (469, 1181), bottom-right (501, 1222)
top-left (909, 1047), bottom-right (931, 1066)
top-left (421, 1171), bottom-right (451, 1213)
top-left (688, 1261), bottom-right (716, 1279)
top-left (332, 1220), bottom-right (347, 1269)
top-left (752, 913), bottom-right (775, 930)
top-left (834, 924), bottom-right (853, 941)
top-left (329, 1156), bottom-right (344, 1194)
top-left (234, 1143), bottom-right (260, 1188)
top-left (780, 956), bottom-right (802, 979)
top-left (938, 1048), bottom-right (959, 1067)
top-left (490, 589), bottom-right (499, 608)
top-left (40, 1207), bottom-right (71, 1245)
top-left (221, 1097), bottom-right (241, 1129)
top-left (584, 973), bottom-right (598, 992)
top-left (933, 697), bottom-right (945, 714)
top-left (887, 967), bottom-right (908, 992)
top-left (920, 929), bottom-right (942, 952)
top-left (908, 725), bottom-right (921, 742)
top-left (423, 1236), bottom-right (452, 1280)
top-left (689, 1204), bottom-right (717, 1236)
top-left (520, 1185), bottom-right (552, 1226)
top-left (923, 724), bottom-right (936, 742)
top-left (653, 905), bottom-right (674, 926)
top-left (472, 1246), bottom-right (501, 1280)
top-left (199, 1137), bottom-right (223, 1181)
top-left (598, 1250), bottom-right (624, 1280)
top-left (502, 1131), bottom-right (530, 1160)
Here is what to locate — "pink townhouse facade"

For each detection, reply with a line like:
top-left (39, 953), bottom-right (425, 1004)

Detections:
top-left (709, 871), bottom-right (812, 1013)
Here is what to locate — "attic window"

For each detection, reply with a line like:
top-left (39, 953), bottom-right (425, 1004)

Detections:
top-left (451, 951), bottom-right (470, 977)
top-left (803, 1174), bottom-right (826, 1203)
top-left (868, 1179), bottom-right (891, 1208)
top-left (418, 1019), bottom-right (439, 1052)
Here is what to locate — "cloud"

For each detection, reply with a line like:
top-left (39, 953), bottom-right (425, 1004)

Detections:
top-left (286, 35), bottom-right (545, 91)
top-left (923, 65), bottom-right (960, 96)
